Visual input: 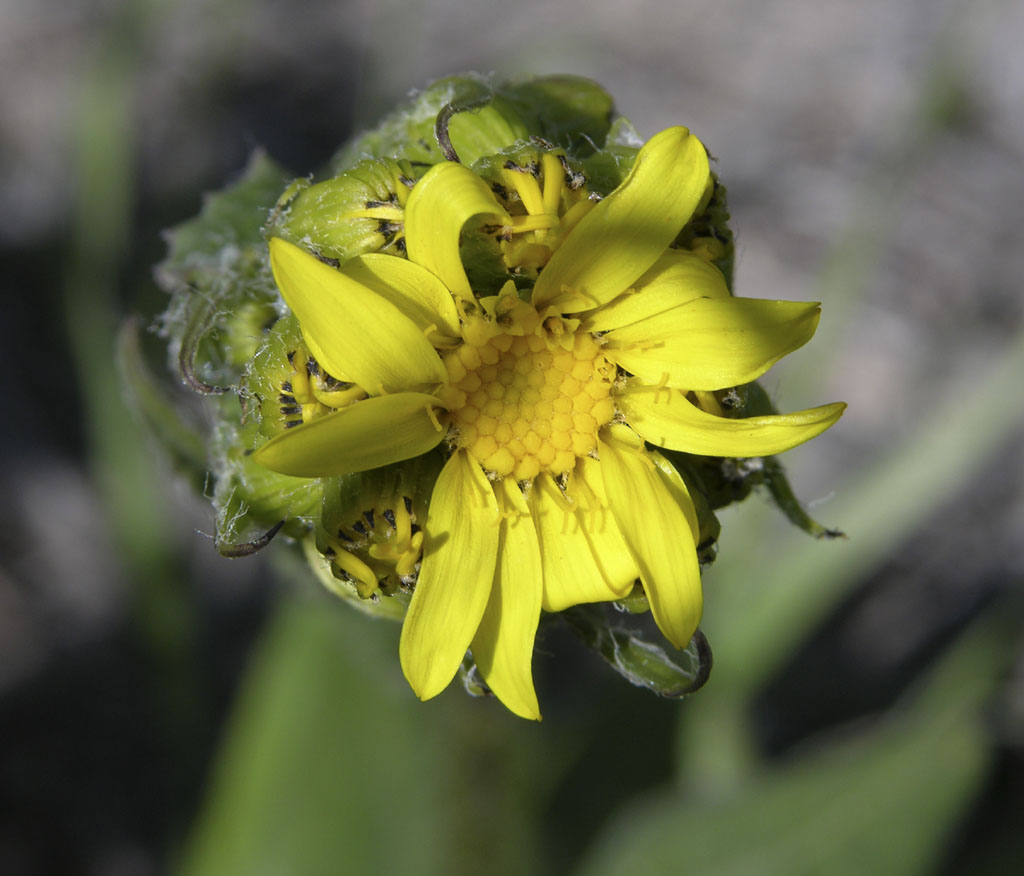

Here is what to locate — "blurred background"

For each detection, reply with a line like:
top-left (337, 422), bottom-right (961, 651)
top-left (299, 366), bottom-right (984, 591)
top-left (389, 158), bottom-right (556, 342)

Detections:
top-left (2, 0), bottom-right (1023, 873)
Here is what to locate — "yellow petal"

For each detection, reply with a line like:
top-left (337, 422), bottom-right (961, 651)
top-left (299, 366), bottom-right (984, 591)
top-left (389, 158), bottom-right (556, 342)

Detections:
top-left (252, 392), bottom-right (447, 478)
top-left (531, 473), bottom-right (635, 612)
top-left (603, 298), bottom-right (821, 391)
top-left (647, 447), bottom-right (701, 546)
top-left (269, 238), bottom-right (446, 393)
top-left (566, 456), bottom-right (641, 587)
top-left (618, 380), bottom-right (847, 457)
top-left (400, 450), bottom-right (500, 701)
top-left (580, 249), bottom-right (730, 332)
top-left (598, 427), bottom-right (703, 649)
top-left (404, 162), bottom-right (511, 300)
top-left (339, 253), bottom-right (462, 342)
top-left (532, 126), bottom-right (710, 312)
top-left (471, 480), bottom-right (543, 721)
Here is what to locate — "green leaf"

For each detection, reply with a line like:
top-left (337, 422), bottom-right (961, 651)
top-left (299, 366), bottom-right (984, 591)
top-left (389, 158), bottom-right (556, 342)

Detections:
top-left (575, 612), bottom-right (1012, 876)
top-left (177, 597), bottom-right (452, 876)
top-left (577, 707), bottom-right (988, 876)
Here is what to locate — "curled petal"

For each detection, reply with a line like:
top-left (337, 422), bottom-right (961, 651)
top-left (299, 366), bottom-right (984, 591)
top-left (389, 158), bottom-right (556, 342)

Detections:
top-left (471, 480), bottom-right (543, 721)
top-left (603, 297), bottom-right (821, 391)
top-left (252, 392), bottom-right (447, 478)
top-left (580, 249), bottom-right (730, 332)
top-left (599, 427), bottom-right (702, 649)
top-left (618, 380), bottom-right (847, 456)
top-left (404, 162), bottom-right (510, 300)
top-left (400, 451), bottom-right (500, 701)
top-left (339, 254), bottom-right (462, 342)
top-left (269, 238), bottom-right (446, 392)
top-left (532, 126), bottom-right (710, 313)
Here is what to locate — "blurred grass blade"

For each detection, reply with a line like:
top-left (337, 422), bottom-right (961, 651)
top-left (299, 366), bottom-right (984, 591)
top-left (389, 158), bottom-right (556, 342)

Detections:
top-left (117, 317), bottom-right (207, 487)
top-left (707, 331), bottom-right (1024, 690)
top-left (178, 596), bottom-right (452, 876)
top-left (574, 610), bottom-right (1014, 876)
top-left (63, 2), bottom-right (206, 767)
top-left (578, 701), bottom-right (988, 876)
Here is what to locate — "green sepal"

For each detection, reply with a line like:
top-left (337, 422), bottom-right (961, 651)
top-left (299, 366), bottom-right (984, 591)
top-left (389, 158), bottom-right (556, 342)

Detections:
top-left (497, 74), bottom-right (615, 155)
top-left (761, 455), bottom-right (845, 539)
top-left (156, 150), bottom-right (285, 389)
top-left (443, 96), bottom-right (532, 166)
top-left (579, 118), bottom-right (641, 195)
top-left (331, 74), bottom-right (529, 170)
top-left (244, 314), bottom-right (307, 440)
top-left (272, 158), bottom-right (415, 262)
top-left (683, 464), bottom-right (723, 565)
top-left (330, 74), bottom-right (615, 176)
top-left (457, 652), bottom-right (492, 698)
top-left (458, 228), bottom-right (514, 299)
top-left (562, 604), bottom-right (713, 698)
top-left (210, 417), bottom-right (323, 551)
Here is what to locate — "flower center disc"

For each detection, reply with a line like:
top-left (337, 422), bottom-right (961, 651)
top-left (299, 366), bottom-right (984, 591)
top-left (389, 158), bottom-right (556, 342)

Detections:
top-left (442, 321), bottom-right (616, 481)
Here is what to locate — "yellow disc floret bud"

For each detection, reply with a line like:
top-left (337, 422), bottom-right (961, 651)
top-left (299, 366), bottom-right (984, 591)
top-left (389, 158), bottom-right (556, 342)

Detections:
top-left (439, 314), bottom-right (616, 480)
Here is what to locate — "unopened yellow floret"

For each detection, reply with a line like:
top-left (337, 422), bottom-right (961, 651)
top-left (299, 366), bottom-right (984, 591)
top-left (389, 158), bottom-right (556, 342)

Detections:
top-left (445, 317), bottom-right (616, 478)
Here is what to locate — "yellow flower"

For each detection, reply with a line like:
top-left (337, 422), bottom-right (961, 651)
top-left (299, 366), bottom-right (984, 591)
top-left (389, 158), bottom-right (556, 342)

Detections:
top-left (253, 127), bottom-right (845, 719)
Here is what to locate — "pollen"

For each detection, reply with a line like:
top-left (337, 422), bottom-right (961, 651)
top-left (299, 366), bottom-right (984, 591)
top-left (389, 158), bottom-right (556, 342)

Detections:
top-left (444, 323), bottom-right (616, 480)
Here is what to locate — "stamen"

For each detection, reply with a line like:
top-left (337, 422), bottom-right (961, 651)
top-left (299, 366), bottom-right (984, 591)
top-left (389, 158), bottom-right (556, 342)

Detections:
top-left (394, 531), bottom-right (424, 576)
top-left (394, 499), bottom-right (412, 546)
top-left (332, 547), bottom-right (379, 597)
top-left (541, 152), bottom-right (564, 215)
top-left (693, 389), bottom-right (725, 416)
top-left (312, 384), bottom-right (367, 409)
top-left (500, 166), bottom-right (546, 216)
top-left (654, 372), bottom-right (672, 404)
top-left (559, 198), bottom-right (596, 236)
top-left (425, 404), bottom-right (445, 432)
top-left (510, 214), bottom-right (560, 233)
top-left (288, 349), bottom-right (314, 403)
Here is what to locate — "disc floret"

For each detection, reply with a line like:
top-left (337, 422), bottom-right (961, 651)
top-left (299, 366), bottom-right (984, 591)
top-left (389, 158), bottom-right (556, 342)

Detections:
top-left (438, 299), bottom-right (615, 481)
